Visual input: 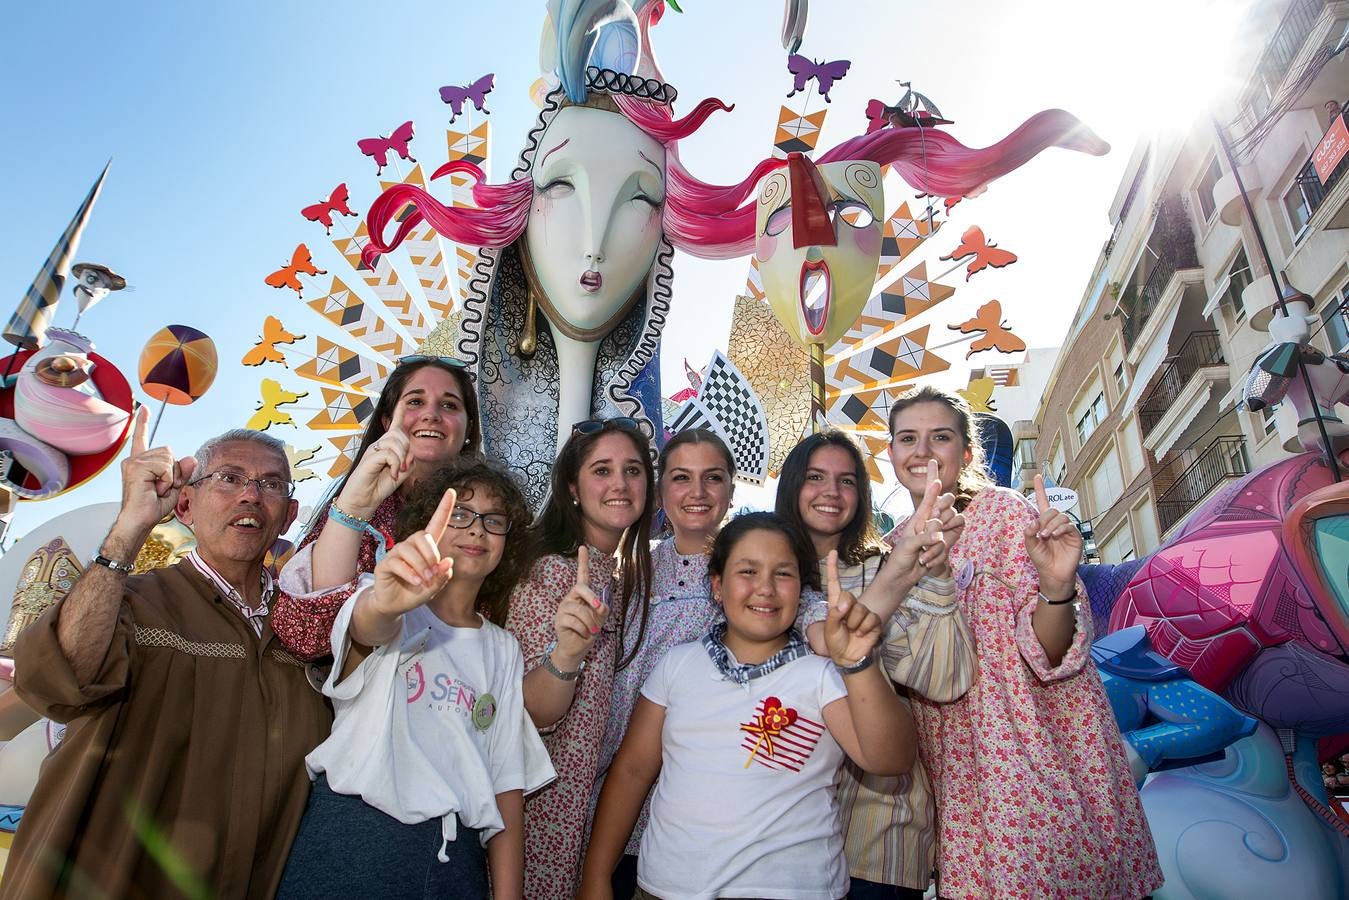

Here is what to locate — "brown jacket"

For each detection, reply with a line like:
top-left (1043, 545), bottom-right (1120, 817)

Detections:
top-left (1, 563), bottom-right (332, 899)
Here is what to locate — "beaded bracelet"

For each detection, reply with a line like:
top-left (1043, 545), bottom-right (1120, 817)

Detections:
top-left (328, 504), bottom-right (394, 561)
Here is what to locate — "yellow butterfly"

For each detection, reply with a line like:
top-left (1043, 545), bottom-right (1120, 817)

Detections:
top-left (956, 377), bottom-right (997, 413)
top-left (246, 379), bottom-right (308, 430)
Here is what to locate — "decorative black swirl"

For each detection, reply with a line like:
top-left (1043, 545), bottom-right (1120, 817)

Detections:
top-left (584, 67), bottom-right (678, 105)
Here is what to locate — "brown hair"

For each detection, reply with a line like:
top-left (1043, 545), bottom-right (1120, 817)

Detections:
top-left (514, 420), bottom-right (656, 671)
top-left (774, 430), bottom-right (882, 566)
top-left (394, 456), bottom-right (531, 625)
top-left (657, 428), bottom-right (735, 482)
top-left (887, 384), bottom-right (993, 509)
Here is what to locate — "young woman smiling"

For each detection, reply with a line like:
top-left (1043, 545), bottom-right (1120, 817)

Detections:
top-left (503, 418), bottom-right (656, 900)
top-left (775, 430), bottom-right (975, 898)
top-left (886, 385), bottom-right (1160, 899)
top-left (592, 428), bottom-right (736, 898)
top-left (275, 357), bottom-right (481, 661)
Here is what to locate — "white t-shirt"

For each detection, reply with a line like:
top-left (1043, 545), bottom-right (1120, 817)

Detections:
top-left (637, 642), bottom-right (851, 900)
top-left (305, 577), bottom-right (556, 849)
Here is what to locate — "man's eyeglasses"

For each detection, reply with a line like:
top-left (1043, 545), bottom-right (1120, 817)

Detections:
top-left (189, 471), bottom-right (295, 498)
top-left (397, 354), bottom-right (469, 370)
top-left (572, 417), bottom-right (640, 435)
top-left (448, 507), bottom-right (512, 535)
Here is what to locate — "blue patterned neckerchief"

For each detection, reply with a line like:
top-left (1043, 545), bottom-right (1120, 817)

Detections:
top-left (701, 620), bottom-right (812, 686)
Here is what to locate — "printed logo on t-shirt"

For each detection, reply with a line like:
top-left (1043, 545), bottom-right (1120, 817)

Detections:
top-left (738, 696), bottom-right (824, 772)
top-left (403, 660), bottom-right (483, 722)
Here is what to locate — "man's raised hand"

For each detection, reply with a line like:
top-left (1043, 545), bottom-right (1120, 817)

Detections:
top-left (118, 405), bottom-right (197, 533)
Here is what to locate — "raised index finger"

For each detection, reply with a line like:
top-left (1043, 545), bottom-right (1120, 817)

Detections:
top-left (426, 487), bottom-right (458, 542)
top-left (910, 477), bottom-right (940, 532)
top-left (575, 544), bottom-right (590, 588)
top-left (825, 549), bottom-right (842, 608)
top-left (1033, 474), bottom-right (1051, 515)
top-left (130, 404), bottom-right (149, 456)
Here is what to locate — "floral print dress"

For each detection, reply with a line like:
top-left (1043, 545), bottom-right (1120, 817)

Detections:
top-left (505, 548), bottom-right (619, 900)
top-left (913, 486), bottom-right (1162, 899)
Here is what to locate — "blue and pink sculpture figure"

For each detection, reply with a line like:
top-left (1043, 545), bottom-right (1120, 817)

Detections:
top-left (1084, 452), bottom-right (1349, 898)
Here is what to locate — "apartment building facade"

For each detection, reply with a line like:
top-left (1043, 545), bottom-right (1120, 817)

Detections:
top-left (1014, 0), bottom-right (1349, 564)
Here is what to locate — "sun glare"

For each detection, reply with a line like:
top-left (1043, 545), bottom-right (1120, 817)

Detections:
top-left (1087, 0), bottom-right (1258, 139)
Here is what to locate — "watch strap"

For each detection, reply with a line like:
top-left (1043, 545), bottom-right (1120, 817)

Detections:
top-left (92, 553), bottom-right (136, 574)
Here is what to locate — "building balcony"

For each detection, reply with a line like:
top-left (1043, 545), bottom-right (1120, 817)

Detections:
top-left (1156, 436), bottom-right (1252, 535)
top-left (1298, 131), bottom-right (1349, 230)
top-left (1212, 162), bottom-right (1261, 227)
top-left (1139, 331), bottom-right (1227, 435)
top-left (1238, 1), bottom-right (1348, 127)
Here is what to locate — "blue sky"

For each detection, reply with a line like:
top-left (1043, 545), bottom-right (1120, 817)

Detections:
top-left (0, 0), bottom-right (1247, 537)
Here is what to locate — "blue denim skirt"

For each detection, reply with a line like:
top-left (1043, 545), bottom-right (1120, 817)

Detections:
top-left (278, 775), bottom-right (489, 900)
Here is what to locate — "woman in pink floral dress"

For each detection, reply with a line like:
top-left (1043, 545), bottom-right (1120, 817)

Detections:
top-left (503, 418), bottom-right (656, 900)
top-left (886, 385), bottom-right (1162, 900)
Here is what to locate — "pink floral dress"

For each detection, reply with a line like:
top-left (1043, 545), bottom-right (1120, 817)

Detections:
top-left (914, 486), bottom-right (1162, 899)
top-left (505, 548), bottom-right (619, 900)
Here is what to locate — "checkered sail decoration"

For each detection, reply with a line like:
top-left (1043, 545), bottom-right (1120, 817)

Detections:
top-left (4, 163), bottom-right (109, 350)
top-left (668, 351), bottom-right (771, 485)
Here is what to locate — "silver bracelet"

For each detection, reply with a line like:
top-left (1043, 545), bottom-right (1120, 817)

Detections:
top-left (834, 654), bottom-right (875, 676)
top-left (541, 639), bottom-right (585, 681)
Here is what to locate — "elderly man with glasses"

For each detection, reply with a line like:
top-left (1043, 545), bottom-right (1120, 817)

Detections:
top-left (1, 412), bottom-right (332, 900)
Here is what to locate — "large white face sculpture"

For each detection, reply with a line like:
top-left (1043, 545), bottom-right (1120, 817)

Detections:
top-left (755, 159), bottom-right (884, 350)
top-left (525, 105), bottom-right (666, 337)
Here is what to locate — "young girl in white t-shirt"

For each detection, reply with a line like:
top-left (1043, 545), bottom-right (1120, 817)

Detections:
top-left (279, 458), bottom-right (555, 900)
top-left (580, 511), bottom-right (917, 900)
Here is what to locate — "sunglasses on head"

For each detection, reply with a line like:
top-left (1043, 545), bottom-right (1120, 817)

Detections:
top-left (572, 417), bottom-right (640, 435)
top-left (397, 354), bottom-right (469, 370)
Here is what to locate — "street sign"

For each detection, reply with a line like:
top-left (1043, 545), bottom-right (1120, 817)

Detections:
top-left (1043, 485), bottom-right (1078, 512)
top-left (1313, 113), bottom-right (1349, 185)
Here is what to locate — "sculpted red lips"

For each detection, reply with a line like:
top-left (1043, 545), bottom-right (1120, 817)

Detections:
top-left (580, 271), bottom-right (602, 292)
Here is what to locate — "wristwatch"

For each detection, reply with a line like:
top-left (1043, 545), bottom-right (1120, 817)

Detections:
top-left (541, 639), bottom-right (585, 681)
top-left (91, 553), bottom-right (136, 574)
top-left (834, 653), bottom-right (875, 676)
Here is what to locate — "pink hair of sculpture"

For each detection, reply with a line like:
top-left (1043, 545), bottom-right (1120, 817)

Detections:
top-left (361, 95), bottom-right (1108, 269)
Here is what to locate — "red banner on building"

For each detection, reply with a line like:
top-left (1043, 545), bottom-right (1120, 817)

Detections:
top-left (1313, 113), bottom-right (1349, 185)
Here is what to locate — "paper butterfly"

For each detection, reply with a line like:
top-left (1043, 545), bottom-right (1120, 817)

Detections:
top-left (864, 99), bottom-right (954, 134)
top-left (284, 444), bottom-right (321, 483)
top-left (439, 73), bottom-right (495, 124)
top-left (949, 300), bottom-right (1027, 358)
top-left (264, 244), bottom-right (326, 296)
top-left (938, 226), bottom-right (1019, 281)
top-left (300, 183), bottom-right (356, 234)
top-left (786, 54), bottom-right (851, 103)
top-left (246, 378), bottom-right (308, 431)
top-left (356, 121), bottom-right (416, 176)
top-left (241, 316), bottom-right (305, 367)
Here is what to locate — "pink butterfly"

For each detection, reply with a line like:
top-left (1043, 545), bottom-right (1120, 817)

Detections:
top-left (356, 121), bottom-right (416, 176)
top-left (439, 73), bottom-right (495, 124)
top-left (786, 54), bottom-right (851, 103)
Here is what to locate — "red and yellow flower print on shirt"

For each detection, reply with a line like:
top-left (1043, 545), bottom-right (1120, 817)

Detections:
top-left (739, 696), bottom-right (825, 772)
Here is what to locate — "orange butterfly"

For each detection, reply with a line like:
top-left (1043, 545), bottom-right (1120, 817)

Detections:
top-left (950, 300), bottom-right (1026, 358)
top-left (241, 316), bottom-right (305, 367)
top-left (264, 244), bottom-right (326, 296)
top-left (939, 226), bottom-right (1018, 280)
top-left (300, 183), bottom-right (356, 233)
